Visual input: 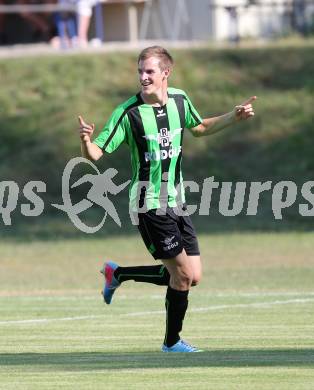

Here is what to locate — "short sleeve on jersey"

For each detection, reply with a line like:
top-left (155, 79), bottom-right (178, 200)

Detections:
top-left (183, 93), bottom-right (202, 129)
top-left (93, 106), bottom-right (127, 153)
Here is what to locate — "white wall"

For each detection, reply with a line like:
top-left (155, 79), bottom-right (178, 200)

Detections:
top-left (211, 0), bottom-right (292, 40)
top-left (139, 0), bottom-right (213, 40)
top-left (139, 0), bottom-right (313, 42)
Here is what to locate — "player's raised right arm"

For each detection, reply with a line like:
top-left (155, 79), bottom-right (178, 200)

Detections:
top-left (78, 115), bottom-right (103, 161)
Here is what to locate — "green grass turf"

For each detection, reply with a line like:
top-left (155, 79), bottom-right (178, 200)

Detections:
top-left (1, 233), bottom-right (314, 389)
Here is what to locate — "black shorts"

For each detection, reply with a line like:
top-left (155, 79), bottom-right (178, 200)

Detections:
top-left (137, 207), bottom-right (200, 260)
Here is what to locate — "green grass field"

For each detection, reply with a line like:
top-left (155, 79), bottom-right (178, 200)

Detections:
top-left (1, 233), bottom-right (314, 389)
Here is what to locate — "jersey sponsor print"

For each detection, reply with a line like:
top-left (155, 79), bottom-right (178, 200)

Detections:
top-left (93, 88), bottom-right (202, 211)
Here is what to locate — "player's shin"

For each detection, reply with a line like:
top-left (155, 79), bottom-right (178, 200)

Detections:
top-left (163, 286), bottom-right (189, 347)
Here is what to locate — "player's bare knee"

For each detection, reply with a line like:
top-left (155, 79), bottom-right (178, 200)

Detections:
top-left (175, 279), bottom-right (192, 290)
top-left (178, 269), bottom-right (193, 289)
top-left (191, 275), bottom-right (201, 287)
top-left (170, 270), bottom-right (193, 290)
top-left (192, 269), bottom-right (202, 286)
top-left (181, 275), bottom-right (193, 289)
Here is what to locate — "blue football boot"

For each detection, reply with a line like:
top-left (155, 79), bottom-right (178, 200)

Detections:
top-left (100, 261), bottom-right (120, 304)
top-left (162, 339), bottom-right (202, 353)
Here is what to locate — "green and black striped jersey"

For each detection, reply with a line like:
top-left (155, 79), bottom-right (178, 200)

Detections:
top-left (93, 87), bottom-right (202, 211)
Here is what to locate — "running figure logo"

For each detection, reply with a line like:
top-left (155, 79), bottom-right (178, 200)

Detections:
top-left (52, 157), bottom-right (130, 233)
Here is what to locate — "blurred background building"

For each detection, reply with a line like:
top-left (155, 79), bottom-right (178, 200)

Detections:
top-left (0, 0), bottom-right (314, 47)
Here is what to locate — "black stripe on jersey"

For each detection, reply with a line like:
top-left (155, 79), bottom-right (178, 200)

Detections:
top-left (102, 97), bottom-right (141, 151)
top-left (128, 105), bottom-right (150, 210)
top-left (153, 105), bottom-right (171, 208)
top-left (172, 95), bottom-right (185, 189)
top-left (168, 93), bottom-right (201, 125)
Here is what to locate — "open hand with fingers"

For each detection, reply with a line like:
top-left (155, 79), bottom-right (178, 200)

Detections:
top-left (234, 96), bottom-right (257, 121)
top-left (78, 115), bottom-right (95, 143)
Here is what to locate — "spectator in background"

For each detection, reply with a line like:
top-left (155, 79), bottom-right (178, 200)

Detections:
top-left (0, 0), bottom-right (103, 47)
top-left (77, 0), bottom-right (100, 46)
top-left (51, 0), bottom-right (103, 49)
top-left (52, 0), bottom-right (78, 49)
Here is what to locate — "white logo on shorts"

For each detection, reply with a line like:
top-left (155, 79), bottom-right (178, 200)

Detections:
top-left (162, 236), bottom-right (179, 251)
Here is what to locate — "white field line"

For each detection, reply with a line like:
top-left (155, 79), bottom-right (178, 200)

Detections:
top-left (0, 315), bottom-right (105, 325)
top-left (0, 297), bottom-right (314, 326)
top-left (123, 298), bottom-right (314, 317)
top-left (148, 291), bottom-right (314, 300)
top-left (198, 291), bottom-right (314, 298)
top-left (2, 291), bottom-right (314, 301)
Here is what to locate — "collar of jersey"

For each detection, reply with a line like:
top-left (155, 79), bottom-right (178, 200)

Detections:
top-left (137, 92), bottom-right (169, 108)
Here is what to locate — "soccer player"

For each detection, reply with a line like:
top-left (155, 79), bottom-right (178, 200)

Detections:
top-left (78, 46), bottom-right (256, 353)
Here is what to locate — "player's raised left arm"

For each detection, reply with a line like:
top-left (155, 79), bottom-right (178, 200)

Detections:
top-left (190, 96), bottom-right (257, 137)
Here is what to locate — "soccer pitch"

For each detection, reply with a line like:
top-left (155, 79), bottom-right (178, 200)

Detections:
top-left (1, 233), bottom-right (314, 389)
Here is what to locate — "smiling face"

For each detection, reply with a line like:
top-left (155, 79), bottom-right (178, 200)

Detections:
top-left (138, 56), bottom-right (170, 100)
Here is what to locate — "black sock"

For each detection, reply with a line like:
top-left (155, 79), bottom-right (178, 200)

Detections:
top-left (164, 286), bottom-right (189, 347)
top-left (113, 265), bottom-right (170, 286)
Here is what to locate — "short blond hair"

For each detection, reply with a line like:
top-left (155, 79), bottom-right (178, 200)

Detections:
top-left (138, 46), bottom-right (174, 71)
